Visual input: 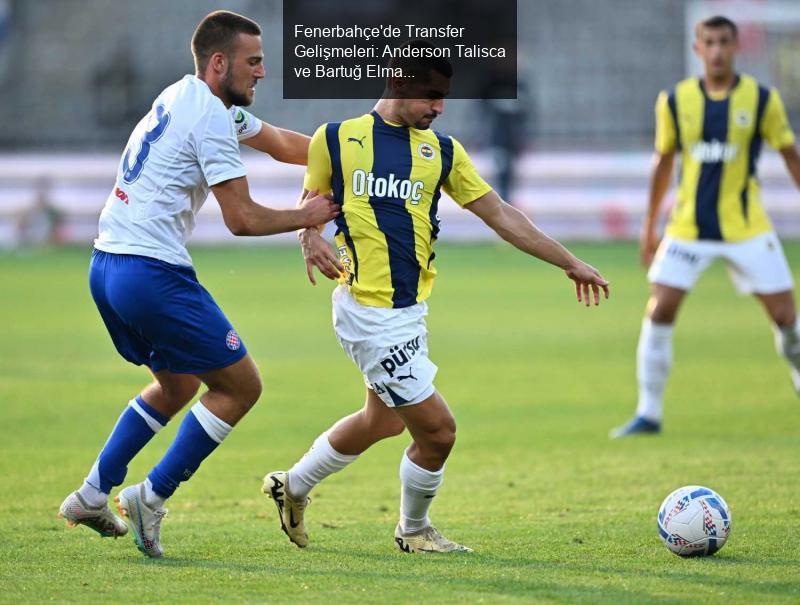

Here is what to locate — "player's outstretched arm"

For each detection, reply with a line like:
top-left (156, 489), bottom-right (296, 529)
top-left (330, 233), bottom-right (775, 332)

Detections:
top-left (212, 177), bottom-right (338, 236)
top-left (241, 121), bottom-right (311, 166)
top-left (466, 190), bottom-right (609, 306)
top-left (641, 151), bottom-right (675, 267)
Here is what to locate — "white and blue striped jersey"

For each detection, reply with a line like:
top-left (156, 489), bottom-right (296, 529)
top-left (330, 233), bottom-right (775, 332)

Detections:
top-left (94, 75), bottom-right (261, 266)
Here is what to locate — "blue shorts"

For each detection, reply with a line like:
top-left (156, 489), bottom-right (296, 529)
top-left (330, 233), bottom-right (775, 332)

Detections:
top-left (89, 249), bottom-right (248, 374)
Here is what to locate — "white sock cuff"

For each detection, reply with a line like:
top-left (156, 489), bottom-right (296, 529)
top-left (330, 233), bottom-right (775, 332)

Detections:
top-left (315, 431), bottom-right (359, 463)
top-left (129, 398), bottom-right (165, 433)
top-left (144, 478), bottom-right (167, 507)
top-left (777, 319), bottom-right (800, 337)
top-left (642, 318), bottom-right (674, 340)
top-left (191, 402), bottom-right (232, 444)
top-left (400, 451), bottom-right (444, 492)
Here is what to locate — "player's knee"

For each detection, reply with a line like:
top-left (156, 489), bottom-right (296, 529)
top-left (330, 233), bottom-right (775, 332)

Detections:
top-left (238, 374), bottom-right (263, 409)
top-left (175, 381), bottom-right (201, 406)
top-left (230, 357), bottom-right (263, 409)
top-left (423, 424), bottom-right (456, 461)
top-left (161, 376), bottom-right (201, 407)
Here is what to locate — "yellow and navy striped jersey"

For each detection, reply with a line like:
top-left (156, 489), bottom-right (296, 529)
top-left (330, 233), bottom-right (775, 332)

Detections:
top-left (656, 74), bottom-right (795, 241)
top-left (304, 111), bottom-right (492, 308)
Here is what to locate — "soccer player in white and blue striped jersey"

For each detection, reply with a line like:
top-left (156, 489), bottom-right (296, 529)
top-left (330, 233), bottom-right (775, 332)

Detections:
top-left (58, 11), bottom-right (338, 557)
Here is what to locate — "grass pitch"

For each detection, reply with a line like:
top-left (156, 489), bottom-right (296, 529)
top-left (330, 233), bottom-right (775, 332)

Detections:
top-left (1, 242), bottom-right (798, 604)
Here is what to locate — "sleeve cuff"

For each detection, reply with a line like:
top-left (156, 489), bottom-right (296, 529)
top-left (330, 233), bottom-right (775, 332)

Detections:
top-left (455, 183), bottom-right (493, 207)
top-left (207, 168), bottom-right (248, 188)
top-left (238, 119), bottom-right (263, 142)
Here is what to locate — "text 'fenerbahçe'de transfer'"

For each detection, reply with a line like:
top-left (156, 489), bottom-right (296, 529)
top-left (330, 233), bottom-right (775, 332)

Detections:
top-left (657, 74), bottom-right (795, 242)
top-left (304, 111), bottom-right (492, 309)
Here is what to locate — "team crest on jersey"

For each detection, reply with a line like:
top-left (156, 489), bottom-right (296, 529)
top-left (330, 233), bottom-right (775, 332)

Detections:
top-left (418, 142), bottom-right (436, 160)
top-left (735, 109), bottom-right (752, 128)
top-left (225, 330), bottom-right (241, 351)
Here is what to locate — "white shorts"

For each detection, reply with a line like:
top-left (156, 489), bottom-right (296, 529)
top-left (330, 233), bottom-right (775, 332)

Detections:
top-left (332, 285), bottom-right (437, 407)
top-left (648, 233), bottom-right (794, 294)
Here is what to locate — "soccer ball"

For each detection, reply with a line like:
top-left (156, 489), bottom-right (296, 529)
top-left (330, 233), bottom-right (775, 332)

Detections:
top-left (657, 485), bottom-right (731, 557)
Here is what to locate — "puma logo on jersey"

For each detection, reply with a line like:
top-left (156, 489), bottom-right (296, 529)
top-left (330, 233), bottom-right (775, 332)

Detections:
top-left (347, 136), bottom-right (366, 148)
top-left (690, 140), bottom-right (738, 163)
top-left (352, 169), bottom-right (425, 204)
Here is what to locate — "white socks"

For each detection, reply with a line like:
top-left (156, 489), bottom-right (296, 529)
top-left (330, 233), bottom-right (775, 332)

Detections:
top-left (399, 451), bottom-right (443, 533)
top-left (636, 319), bottom-right (674, 422)
top-left (286, 431), bottom-right (359, 500)
top-left (77, 483), bottom-right (107, 508)
top-left (285, 434), bottom-right (445, 534)
top-left (190, 401), bottom-right (232, 444)
top-left (143, 478), bottom-right (166, 508)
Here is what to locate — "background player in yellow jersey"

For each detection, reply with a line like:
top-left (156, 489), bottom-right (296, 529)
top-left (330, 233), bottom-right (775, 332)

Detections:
top-left (261, 41), bottom-right (609, 553)
top-left (612, 16), bottom-right (800, 438)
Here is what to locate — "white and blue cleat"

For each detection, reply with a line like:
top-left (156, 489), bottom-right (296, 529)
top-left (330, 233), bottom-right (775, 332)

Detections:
top-left (115, 483), bottom-right (167, 558)
top-left (610, 416), bottom-right (662, 439)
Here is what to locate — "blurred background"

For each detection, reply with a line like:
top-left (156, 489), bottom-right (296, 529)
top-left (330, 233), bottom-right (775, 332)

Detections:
top-left (1, 0), bottom-right (799, 249)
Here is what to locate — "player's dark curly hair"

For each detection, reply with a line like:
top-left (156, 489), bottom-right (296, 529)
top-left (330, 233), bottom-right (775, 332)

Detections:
top-left (192, 10), bottom-right (261, 72)
top-left (695, 15), bottom-right (738, 39)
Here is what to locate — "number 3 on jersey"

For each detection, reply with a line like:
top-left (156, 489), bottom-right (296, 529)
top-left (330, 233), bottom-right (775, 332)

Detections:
top-left (122, 104), bottom-right (171, 184)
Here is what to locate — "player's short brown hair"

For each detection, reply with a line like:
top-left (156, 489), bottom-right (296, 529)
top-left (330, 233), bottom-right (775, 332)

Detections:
top-left (191, 10), bottom-right (261, 72)
top-left (387, 39), bottom-right (454, 82)
top-left (695, 15), bottom-right (738, 40)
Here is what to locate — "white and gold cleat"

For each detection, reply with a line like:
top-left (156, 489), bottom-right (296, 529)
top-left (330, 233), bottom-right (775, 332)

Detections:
top-left (394, 524), bottom-right (472, 553)
top-left (58, 491), bottom-right (128, 538)
top-left (262, 471), bottom-right (309, 548)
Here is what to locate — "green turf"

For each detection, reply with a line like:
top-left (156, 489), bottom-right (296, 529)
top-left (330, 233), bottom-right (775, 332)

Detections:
top-left (1, 243), bottom-right (798, 604)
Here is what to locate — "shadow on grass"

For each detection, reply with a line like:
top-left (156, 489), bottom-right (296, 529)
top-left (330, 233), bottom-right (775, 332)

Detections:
top-left (140, 546), bottom-right (800, 602)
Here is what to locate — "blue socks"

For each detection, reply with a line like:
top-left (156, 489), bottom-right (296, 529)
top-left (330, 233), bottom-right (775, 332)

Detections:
top-left (147, 402), bottom-right (232, 500)
top-left (81, 399), bottom-right (231, 506)
top-left (84, 396), bottom-right (168, 496)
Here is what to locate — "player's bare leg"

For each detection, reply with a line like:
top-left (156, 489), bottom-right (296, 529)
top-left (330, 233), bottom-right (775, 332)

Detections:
top-left (757, 290), bottom-right (800, 393)
top-left (140, 371), bottom-right (202, 419)
top-left (612, 284), bottom-right (687, 438)
top-left (116, 355), bottom-right (262, 557)
top-left (197, 353), bottom-right (263, 425)
top-left (328, 388), bottom-right (407, 455)
top-left (392, 391), bottom-right (455, 472)
top-left (391, 391), bottom-right (470, 553)
top-left (264, 388), bottom-right (405, 547)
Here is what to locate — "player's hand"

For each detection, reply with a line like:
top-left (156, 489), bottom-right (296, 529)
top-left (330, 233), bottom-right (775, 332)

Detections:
top-left (564, 260), bottom-right (610, 307)
top-left (299, 189), bottom-right (339, 228)
top-left (640, 226), bottom-right (660, 268)
top-left (298, 227), bottom-right (344, 285)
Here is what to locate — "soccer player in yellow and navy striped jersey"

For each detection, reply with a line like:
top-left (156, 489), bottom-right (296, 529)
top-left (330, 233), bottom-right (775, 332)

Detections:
top-left (303, 109), bottom-right (492, 308)
top-left (612, 16), bottom-right (800, 439)
top-left (262, 40), bottom-right (609, 554)
top-left (655, 74), bottom-right (794, 242)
